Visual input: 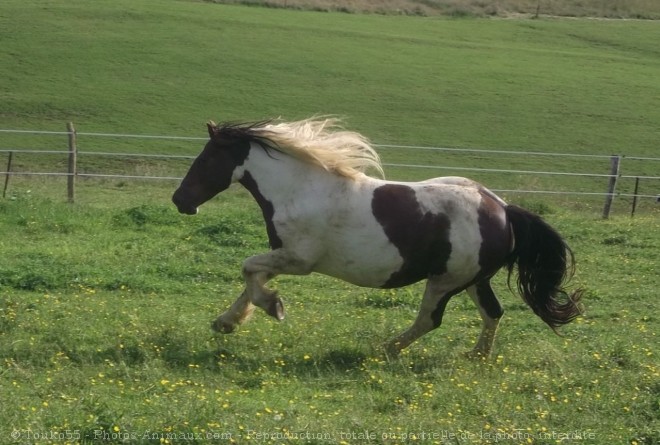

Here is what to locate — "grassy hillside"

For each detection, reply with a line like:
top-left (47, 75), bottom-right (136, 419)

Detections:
top-left (2, 0), bottom-right (659, 214)
top-left (2, 0), bottom-right (659, 154)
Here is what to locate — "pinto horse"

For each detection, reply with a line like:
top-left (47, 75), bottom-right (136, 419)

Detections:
top-left (172, 118), bottom-right (583, 357)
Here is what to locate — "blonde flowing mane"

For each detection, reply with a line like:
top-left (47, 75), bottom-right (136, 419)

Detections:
top-left (216, 117), bottom-right (384, 179)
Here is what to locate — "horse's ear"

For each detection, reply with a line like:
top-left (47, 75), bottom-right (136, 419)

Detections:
top-left (207, 121), bottom-right (217, 138)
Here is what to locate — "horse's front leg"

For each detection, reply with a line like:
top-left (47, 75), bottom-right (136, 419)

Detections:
top-left (211, 290), bottom-right (254, 333)
top-left (212, 250), bottom-right (312, 333)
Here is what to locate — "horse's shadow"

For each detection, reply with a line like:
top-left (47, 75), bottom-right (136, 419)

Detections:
top-left (213, 344), bottom-right (370, 375)
top-left (98, 326), bottom-right (469, 381)
top-left (128, 328), bottom-right (370, 376)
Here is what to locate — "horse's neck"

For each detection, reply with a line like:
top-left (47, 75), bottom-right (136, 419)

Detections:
top-left (240, 146), bottom-right (347, 205)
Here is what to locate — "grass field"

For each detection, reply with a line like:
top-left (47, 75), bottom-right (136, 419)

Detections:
top-left (1, 188), bottom-right (658, 444)
top-left (1, 1), bottom-right (659, 444)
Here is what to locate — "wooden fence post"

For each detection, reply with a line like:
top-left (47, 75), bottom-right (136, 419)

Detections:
top-left (630, 177), bottom-right (640, 217)
top-left (67, 122), bottom-right (77, 203)
top-left (3, 151), bottom-right (13, 198)
top-left (602, 155), bottom-right (621, 219)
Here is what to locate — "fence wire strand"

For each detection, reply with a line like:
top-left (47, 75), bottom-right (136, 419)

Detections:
top-left (1, 128), bottom-right (659, 202)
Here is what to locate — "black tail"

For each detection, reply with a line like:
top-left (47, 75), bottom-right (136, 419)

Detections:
top-left (505, 205), bottom-right (584, 330)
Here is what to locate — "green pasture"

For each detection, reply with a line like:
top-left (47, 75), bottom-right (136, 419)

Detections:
top-left (0, 188), bottom-right (658, 444)
top-left (1, 1), bottom-right (659, 444)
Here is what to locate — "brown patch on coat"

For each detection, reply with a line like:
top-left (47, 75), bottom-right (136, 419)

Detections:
top-left (372, 184), bottom-right (452, 288)
top-left (239, 172), bottom-right (283, 249)
top-left (476, 188), bottom-right (511, 277)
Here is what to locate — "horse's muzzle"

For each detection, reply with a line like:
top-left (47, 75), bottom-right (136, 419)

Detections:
top-left (172, 189), bottom-right (199, 215)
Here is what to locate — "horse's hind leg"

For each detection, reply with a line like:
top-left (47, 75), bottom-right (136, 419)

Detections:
top-left (385, 278), bottom-right (460, 358)
top-left (466, 280), bottom-right (504, 358)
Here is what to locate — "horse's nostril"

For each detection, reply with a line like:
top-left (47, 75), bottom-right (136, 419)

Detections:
top-left (172, 189), bottom-right (197, 215)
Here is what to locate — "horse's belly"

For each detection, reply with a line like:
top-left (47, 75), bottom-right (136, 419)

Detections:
top-left (313, 239), bottom-right (404, 288)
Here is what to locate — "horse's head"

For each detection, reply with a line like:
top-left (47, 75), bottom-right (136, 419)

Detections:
top-left (172, 121), bottom-right (250, 215)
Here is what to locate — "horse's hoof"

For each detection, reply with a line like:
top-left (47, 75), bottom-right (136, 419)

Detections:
top-left (211, 319), bottom-right (236, 334)
top-left (383, 342), bottom-right (402, 360)
top-left (265, 294), bottom-right (285, 321)
top-left (464, 349), bottom-right (490, 360)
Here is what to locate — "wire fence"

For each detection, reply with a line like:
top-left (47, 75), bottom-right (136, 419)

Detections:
top-left (1, 126), bottom-right (658, 216)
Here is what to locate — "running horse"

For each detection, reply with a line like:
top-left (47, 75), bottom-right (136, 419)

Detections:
top-left (172, 117), bottom-right (583, 357)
